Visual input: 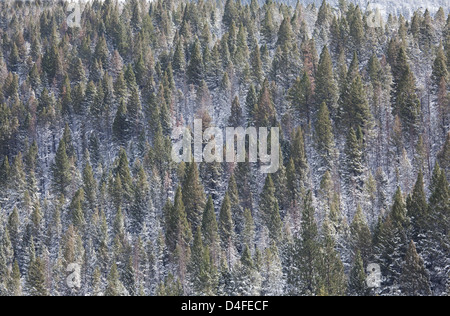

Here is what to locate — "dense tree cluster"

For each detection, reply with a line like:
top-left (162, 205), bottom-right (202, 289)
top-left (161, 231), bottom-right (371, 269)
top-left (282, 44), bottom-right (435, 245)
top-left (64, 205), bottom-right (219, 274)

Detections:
top-left (0, 0), bottom-right (448, 296)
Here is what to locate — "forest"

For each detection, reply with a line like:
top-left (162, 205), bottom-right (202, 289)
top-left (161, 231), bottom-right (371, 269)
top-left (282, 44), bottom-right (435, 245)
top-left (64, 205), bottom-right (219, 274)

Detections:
top-left (0, 0), bottom-right (448, 296)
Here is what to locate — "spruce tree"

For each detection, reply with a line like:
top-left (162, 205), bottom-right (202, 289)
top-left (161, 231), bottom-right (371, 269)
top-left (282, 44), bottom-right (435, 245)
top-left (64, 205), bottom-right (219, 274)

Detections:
top-left (259, 175), bottom-right (282, 243)
top-left (348, 251), bottom-right (368, 296)
top-left (318, 221), bottom-right (347, 296)
top-left (228, 96), bottom-right (244, 126)
top-left (187, 40), bottom-right (204, 86)
top-left (406, 171), bottom-right (428, 241)
top-left (291, 127), bottom-right (309, 185)
top-left (201, 196), bottom-right (219, 259)
top-left (299, 191), bottom-right (320, 295)
top-left (182, 163), bottom-right (206, 231)
top-left (315, 46), bottom-right (338, 110)
top-left (400, 241), bottom-right (431, 296)
top-left (52, 139), bottom-right (72, 196)
top-left (219, 193), bottom-right (234, 253)
top-left (314, 102), bottom-right (335, 171)
top-left (350, 205), bottom-right (373, 265)
top-left (26, 257), bottom-right (47, 296)
top-left (105, 263), bottom-right (128, 296)
top-left (345, 128), bottom-right (364, 191)
top-left (165, 187), bottom-right (192, 254)
top-left (288, 71), bottom-right (313, 124)
top-left (391, 47), bottom-right (421, 136)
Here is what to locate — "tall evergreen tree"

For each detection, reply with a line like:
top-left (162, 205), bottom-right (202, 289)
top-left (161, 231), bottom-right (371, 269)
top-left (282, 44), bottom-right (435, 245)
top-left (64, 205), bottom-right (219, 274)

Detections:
top-left (259, 175), bottom-right (282, 243)
top-left (400, 241), bottom-right (431, 296)
top-left (315, 102), bottom-right (335, 171)
top-left (315, 46), bottom-right (338, 111)
top-left (52, 139), bottom-right (72, 196)
top-left (182, 163), bottom-right (206, 231)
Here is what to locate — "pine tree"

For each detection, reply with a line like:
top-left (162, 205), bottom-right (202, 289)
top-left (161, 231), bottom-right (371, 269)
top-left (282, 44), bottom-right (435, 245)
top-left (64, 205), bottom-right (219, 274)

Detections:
top-left (391, 47), bottom-right (421, 136)
top-left (127, 167), bottom-right (146, 232)
top-left (255, 79), bottom-right (277, 126)
top-left (432, 44), bottom-right (448, 90)
top-left (182, 163), bottom-right (206, 231)
top-left (113, 100), bottom-right (130, 145)
top-left (345, 128), bottom-right (364, 191)
top-left (8, 207), bottom-right (19, 255)
top-left (260, 244), bottom-right (284, 296)
top-left (189, 227), bottom-right (217, 295)
top-left (346, 74), bottom-right (373, 131)
top-left (70, 189), bottom-right (86, 230)
top-left (223, 0), bottom-right (238, 30)
top-left (315, 102), bottom-right (335, 172)
top-left (165, 187), bottom-right (192, 254)
top-left (425, 163), bottom-right (450, 293)
top-left (288, 71), bottom-right (314, 125)
top-left (315, 46), bottom-right (338, 111)
top-left (52, 139), bottom-right (72, 196)
top-left (291, 127), bottom-right (309, 185)
top-left (400, 241), bottom-right (431, 296)
top-left (318, 221), bottom-right (347, 296)
top-left (83, 162), bottom-right (97, 211)
top-left (242, 208), bottom-right (255, 249)
top-left (350, 205), bottom-right (373, 265)
top-left (228, 96), bottom-right (244, 126)
top-left (26, 257), bottom-right (47, 296)
top-left (219, 193), bottom-right (234, 254)
top-left (105, 263), bottom-right (128, 296)
top-left (201, 196), bottom-right (219, 260)
top-left (187, 40), bottom-right (204, 86)
top-left (375, 189), bottom-right (408, 288)
top-left (250, 44), bottom-right (263, 84)
top-left (299, 191), bottom-right (320, 295)
top-left (406, 171), bottom-right (428, 241)
top-left (7, 260), bottom-right (22, 296)
top-left (259, 175), bottom-right (282, 243)
top-left (348, 251), bottom-right (368, 296)
top-left (437, 133), bottom-right (450, 180)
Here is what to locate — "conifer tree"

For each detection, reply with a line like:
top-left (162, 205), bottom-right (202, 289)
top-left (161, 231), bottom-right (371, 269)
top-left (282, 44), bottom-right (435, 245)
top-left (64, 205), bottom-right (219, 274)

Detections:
top-left (113, 100), bottom-right (130, 146)
top-left (315, 46), bottom-right (338, 111)
top-left (315, 102), bottom-right (335, 171)
top-left (406, 171), bottom-right (428, 241)
top-left (26, 257), bottom-right (47, 296)
top-left (83, 162), bottom-right (97, 211)
top-left (228, 96), bottom-right (244, 126)
top-left (242, 208), bottom-right (255, 249)
top-left (259, 175), bottom-right (282, 243)
top-left (299, 191), bottom-right (320, 295)
top-left (437, 133), bottom-right (450, 180)
top-left (288, 71), bottom-right (314, 125)
top-left (52, 139), bottom-right (72, 196)
top-left (8, 260), bottom-right (22, 296)
top-left (219, 193), bottom-right (234, 254)
top-left (182, 163), bottom-right (206, 231)
top-left (130, 164), bottom-right (150, 234)
top-left (105, 263), bottom-right (128, 296)
top-left (201, 196), bottom-right (219, 259)
top-left (165, 187), bottom-right (192, 254)
top-left (391, 47), bottom-right (421, 136)
top-left (318, 221), bottom-right (347, 296)
top-left (345, 127), bottom-right (364, 187)
top-left (189, 227), bottom-right (217, 295)
top-left (348, 251), bottom-right (368, 296)
top-left (291, 127), bottom-right (309, 185)
top-left (187, 40), bottom-right (204, 86)
top-left (350, 205), bottom-right (373, 265)
top-left (255, 79), bottom-right (277, 126)
top-left (432, 44), bottom-right (449, 90)
top-left (400, 241), bottom-right (431, 296)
